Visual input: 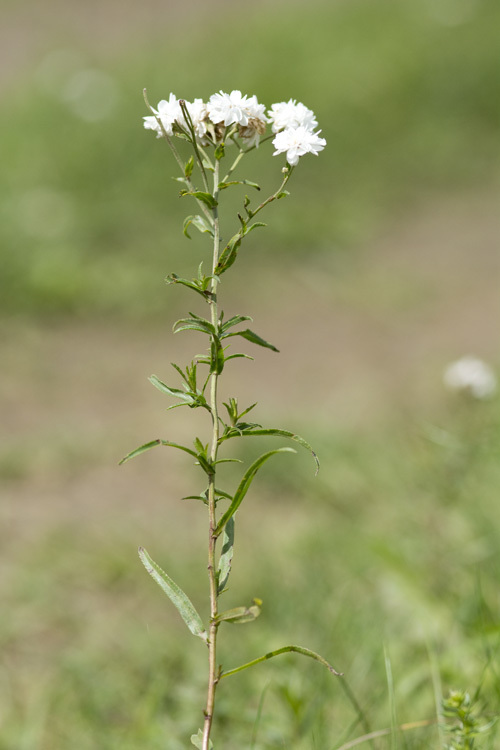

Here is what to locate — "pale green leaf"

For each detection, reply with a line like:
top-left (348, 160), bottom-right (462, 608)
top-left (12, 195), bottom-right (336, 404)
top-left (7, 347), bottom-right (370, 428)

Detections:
top-left (138, 547), bottom-right (207, 641)
top-left (191, 729), bottom-right (213, 749)
top-left (217, 516), bottom-right (234, 594)
top-left (215, 598), bottom-right (262, 624)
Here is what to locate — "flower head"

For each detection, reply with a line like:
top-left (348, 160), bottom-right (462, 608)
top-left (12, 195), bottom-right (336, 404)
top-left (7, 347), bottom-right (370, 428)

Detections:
top-left (272, 125), bottom-right (326, 166)
top-left (267, 99), bottom-right (318, 133)
top-left (207, 90), bottom-right (267, 133)
top-left (143, 93), bottom-right (181, 136)
top-left (443, 356), bottom-right (497, 399)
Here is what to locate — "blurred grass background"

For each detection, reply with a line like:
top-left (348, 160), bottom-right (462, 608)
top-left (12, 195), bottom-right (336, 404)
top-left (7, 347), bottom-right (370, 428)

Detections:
top-left (1, 0), bottom-right (500, 747)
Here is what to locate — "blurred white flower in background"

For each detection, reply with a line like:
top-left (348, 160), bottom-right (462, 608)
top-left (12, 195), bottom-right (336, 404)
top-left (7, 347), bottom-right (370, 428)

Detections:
top-left (36, 51), bottom-right (120, 122)
top-left (443, 356), bottom-right (497, 399)
top-left (62, 68), bottom-right (120, 122)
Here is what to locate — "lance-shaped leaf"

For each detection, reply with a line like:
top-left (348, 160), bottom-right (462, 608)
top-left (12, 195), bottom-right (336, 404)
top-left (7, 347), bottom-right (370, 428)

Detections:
top-left (182, 214), bottom-right (214, 239)
top-left (166, 274), bottom-right (215, 301)
top-left (215, 598), bottom-right (262, 625)
top-left (119, 438), bottom-right (198, 465)
top-left (217, 516), bottom-right (234, 594)
top-left (138, 547), bottom-right (207, 642)
top-left (191, 730), bottom-right (213, 749)
top-left (219, 427), bottom-right (319, 474)
top-left (218, 179), bottom-right (261, 191)
top-left (220, 644), bottom-right (342, 679)
top-left (215, 448), bottom-right (295, 536)
top-left (179, 190), bottom-right (218, 209)
top-left (220, 314), bottom-right (252, 334)
top-left (174, 315), bottom-right (215, 336)
top-left (222, 328), bottom-right (279, 353)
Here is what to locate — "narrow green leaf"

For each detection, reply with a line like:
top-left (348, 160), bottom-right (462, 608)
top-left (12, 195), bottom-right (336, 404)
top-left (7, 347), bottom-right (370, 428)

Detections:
top-left (223, 328), bottom-right (279, 352)
top-left (138, 547), bottom-right (207, 641)
top-left (217, 516), bottom-right (234, 594)
top-left (184, 156), bottom-right (194, 178)
top-left (215, 234), bottom-right (242, 276)
top-left (211, 337), bottom-right (225, 375)
top-left (174, 316), bottom-right (215, 336)
top-left (119, 439), bottom-right (162, 465)
top-left (149, 375), bottom-right (196, 405)
top-left (220, 645), bottom-right (342, 679)
top-left (214, 142), bottom-right (225, 160)
top-left (220, 314), bottom-right (252, 333)
top-left (180, 190), bottom-right (218, 209)
top-left (218, 179), bottom-right (260, 191)
top-left (277, 190), bottom-right (290, 199)
top-left (215, 598), bottom-right (262, 624)
top-left (119, 438), bottom-right (200, 465)
top-left (224, 353), bottom-right (254, 362)
top-left (215, 448), bottom-right (295, 535)
top-left (219, 428), bottom-right (319, 473)
top-left (246, 221), bottom-right (267, 233)
top-left (182, 214), bottom-right (214, 239)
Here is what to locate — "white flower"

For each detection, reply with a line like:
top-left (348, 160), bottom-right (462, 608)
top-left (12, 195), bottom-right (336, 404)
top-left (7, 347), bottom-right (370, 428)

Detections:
top-left (272, 125), bottom-right (326, 166)
top-left (143, 93), bottom-right (181, 136)
top-left (207, 90), bottom-right (265, 128)
top-left (267, 99), bottom-right (318, 133)
top-left (443, 356), bottom-right (497, 399)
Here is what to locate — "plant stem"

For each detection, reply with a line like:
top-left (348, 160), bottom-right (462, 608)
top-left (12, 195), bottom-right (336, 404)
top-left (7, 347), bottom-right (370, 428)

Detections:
top-left (202, 157), bottom-right (221, 750)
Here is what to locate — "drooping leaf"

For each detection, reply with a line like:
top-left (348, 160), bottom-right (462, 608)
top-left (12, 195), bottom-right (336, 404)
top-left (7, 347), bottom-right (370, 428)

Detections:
top-left (215, 598), bottom-right (262, 624)
top-left (174, 316), bottom-right (215, 336)
top-left (218, 179), bottom-right (260, 191)
top-left (119, 438), bottom-right (200, 466)
top-left (180, 190), bottom-right (218, 209)
top-left (219, 427), bottom-right (319, 473)
top-left (138, 547), bottom-right (207, 641)
top-left (223, 328), bottom-right (279, 352)
top-left (217, 516), bottom-right (234, 594)
top-left (149, 375), bottom-right (197, 404)
top-left (220, 644), bottom-right (342, 680)
top-left (182, 214), bottom-right (214, 239)
top-left (215, 448), bottom-right (295, 535)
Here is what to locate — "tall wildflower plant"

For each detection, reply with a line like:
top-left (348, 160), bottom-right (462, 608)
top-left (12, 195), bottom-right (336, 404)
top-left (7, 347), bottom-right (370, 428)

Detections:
top-left (121, 89), bottom-right (336, 749)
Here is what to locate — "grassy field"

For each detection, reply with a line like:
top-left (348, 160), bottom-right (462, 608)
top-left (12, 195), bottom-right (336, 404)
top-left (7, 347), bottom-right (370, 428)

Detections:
top-left (1, 0), bottom-right (500, 747)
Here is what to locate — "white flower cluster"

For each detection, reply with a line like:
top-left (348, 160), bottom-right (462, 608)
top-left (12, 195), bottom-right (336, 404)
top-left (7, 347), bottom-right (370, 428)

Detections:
top-left (443, 356), bottom-right (497, 400)
top-left (144, 90), bottom-right (326, 165)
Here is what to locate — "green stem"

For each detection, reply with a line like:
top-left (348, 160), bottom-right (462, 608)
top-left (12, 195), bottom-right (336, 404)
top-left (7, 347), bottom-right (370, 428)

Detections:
top-left (143, 89), bottom-right (214, 226)
top-left (202, 157), bottom-right (221, 750)
top-left (179, 99), bottom-right (210, 193)
top-left (249, 168), bottom-right (293, 219)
